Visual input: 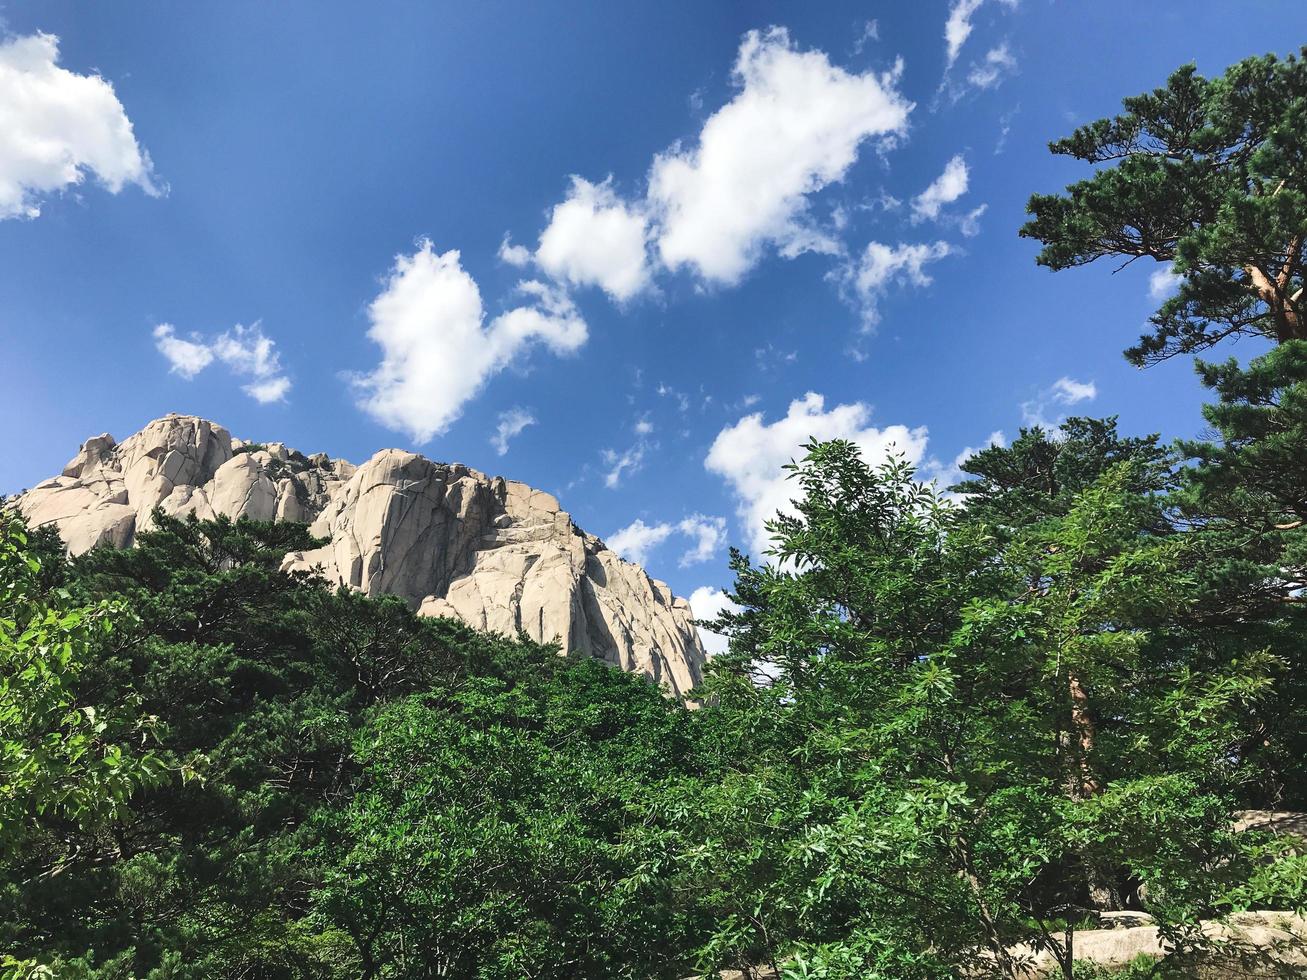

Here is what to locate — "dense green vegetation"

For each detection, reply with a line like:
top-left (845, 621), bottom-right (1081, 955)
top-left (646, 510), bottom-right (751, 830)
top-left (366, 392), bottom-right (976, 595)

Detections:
top-left (3, 48), bottom-right (1306, 979)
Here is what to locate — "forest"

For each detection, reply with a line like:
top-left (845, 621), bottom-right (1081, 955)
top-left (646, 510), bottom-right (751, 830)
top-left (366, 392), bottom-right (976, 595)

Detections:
top-left (2, 48), bottom-right (1306, 980)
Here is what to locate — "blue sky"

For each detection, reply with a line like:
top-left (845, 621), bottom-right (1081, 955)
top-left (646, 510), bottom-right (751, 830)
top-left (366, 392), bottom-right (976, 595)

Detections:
top-left (2, 1), bottom-right (1304, 628)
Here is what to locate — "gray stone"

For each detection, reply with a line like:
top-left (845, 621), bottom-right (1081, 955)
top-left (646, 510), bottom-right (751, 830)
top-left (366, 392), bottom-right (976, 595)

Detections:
top-left (10, 414), bottom-right (706, 696)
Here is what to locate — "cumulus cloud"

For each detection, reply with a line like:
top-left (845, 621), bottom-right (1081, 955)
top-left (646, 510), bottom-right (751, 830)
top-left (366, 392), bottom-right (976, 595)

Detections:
top-left (840, 240), bottom-right (952, 328)
top-left (1051, 377), bottom-right (1096, 404)
top-left (243, 376), bottom-right (292, 404)
top-left (607, 513), bottom-right (728, 568)
top-left (352, 240), bottom-right (587, 443)
top-left (967, 43), bottom-right (1017, 89)
top-left (689, 585), bottom-right (739, 657)
top-left (0, 32), bottom-right (159, 219)
top-left (706, 392), bottom-right (928, 556)
top-left (490, 407), bottom-right (536, 456)
top-left (1021, 376), bottom-right (1097, 429)
top-left (533, 176), bottom-right (652, 302)
top-left (153, 324), bottom-right (214, 379)
top-left (676, 514), bottom-right (728, 566)
top-left (647, 26), bottom-right (911, 285)
top-left (153, 321), bottom-right (291, 404)
top-left (912, 154), bottom-right (970, 222)
top-left (211, 323), bottom-right (282, 379)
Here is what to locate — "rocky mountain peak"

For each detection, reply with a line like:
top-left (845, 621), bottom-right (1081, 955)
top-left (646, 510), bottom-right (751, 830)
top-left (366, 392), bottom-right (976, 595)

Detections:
top-left (12, 413), bottom-right (706, 696)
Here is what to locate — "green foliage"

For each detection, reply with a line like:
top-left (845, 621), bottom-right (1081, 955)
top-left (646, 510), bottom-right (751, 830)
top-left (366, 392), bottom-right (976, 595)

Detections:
top-left (692, 440), bottom-right (1291, 977)
top-left (0, 513), bottom-right (706, 978)
top-left (1021, 48), bottom-right (1307, 365)
top-left (0, 513), bottom-right (163, 865)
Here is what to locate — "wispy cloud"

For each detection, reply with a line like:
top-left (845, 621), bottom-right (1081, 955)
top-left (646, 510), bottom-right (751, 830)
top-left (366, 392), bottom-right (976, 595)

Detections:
top-left (912, 155), bottom-right (970, 222)
top-left (1021, 376), bottom-right (1097, 429)
top-left (154, 321), bottom-right (292, 404)
top-left (490, 407), bottom-right (536, 456)
top-left (607, 513), bottom-right (728, 567)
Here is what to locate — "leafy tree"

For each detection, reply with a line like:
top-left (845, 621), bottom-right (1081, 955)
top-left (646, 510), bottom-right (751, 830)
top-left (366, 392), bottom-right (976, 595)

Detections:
top-left (0, 512), bottom-right (163, 867)
top-left (0, 513), bottom-right (711, 978)
top-left (313, 655), bottom-right (701, 979)
top-left (695, 441), bottom-right (1286, 978)
top-left (0, 514), bottom-right (168, 979)
top-left (1168, 341), bottom-right (1307, 809)
top-left (950, 417), bottom-right (1171, 534)
top-left (1021, 42), bottom-right (1307, 819)
top-left (1021, 48), bottom-right (1307, 365)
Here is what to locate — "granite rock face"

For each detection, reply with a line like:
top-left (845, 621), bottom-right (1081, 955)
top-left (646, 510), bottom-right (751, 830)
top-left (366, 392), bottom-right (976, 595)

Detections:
top-left (11, 414), bottom-right (706, 695)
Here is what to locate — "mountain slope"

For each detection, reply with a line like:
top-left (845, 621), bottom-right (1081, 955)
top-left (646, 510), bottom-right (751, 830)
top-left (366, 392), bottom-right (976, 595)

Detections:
top-left (11, 413), bottom-right (705, 695)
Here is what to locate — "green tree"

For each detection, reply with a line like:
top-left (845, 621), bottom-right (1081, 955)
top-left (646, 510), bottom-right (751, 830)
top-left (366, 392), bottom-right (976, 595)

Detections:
top-left (1021, 48), bottom-right (1307, 365)
top-left (313, 653), bottom-right (701, 979)
top-left (1020, 43), bottom-right (1307, 815)
top-left (695, 441), bottom-right (1283, 978)
top-left (0, 513), bottom-right (713, 978)
top-left (0, 512), bottom-right (162, 865)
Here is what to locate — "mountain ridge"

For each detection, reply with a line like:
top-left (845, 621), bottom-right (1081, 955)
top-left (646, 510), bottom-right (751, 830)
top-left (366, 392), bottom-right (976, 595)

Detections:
top-left (10, 413), bottom-right (706, 696)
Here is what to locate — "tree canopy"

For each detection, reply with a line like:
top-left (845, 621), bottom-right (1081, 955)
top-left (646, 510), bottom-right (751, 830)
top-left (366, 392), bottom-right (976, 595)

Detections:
top-left (1021, 48), bottom-right (1307, 365)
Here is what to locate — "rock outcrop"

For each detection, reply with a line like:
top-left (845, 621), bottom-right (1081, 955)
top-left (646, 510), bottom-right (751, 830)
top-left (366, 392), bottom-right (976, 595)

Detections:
top-left (10, 414), bottom-right (706, 696)
top-left (1009, 911), bottom-right (1307, 978)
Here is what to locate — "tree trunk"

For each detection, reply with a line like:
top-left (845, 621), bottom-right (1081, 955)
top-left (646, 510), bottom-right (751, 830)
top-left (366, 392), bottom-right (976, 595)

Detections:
top-left (1068, 670), bottom-right (1123, 912)
top-left (1246, 263), bottom-right (1304, 343)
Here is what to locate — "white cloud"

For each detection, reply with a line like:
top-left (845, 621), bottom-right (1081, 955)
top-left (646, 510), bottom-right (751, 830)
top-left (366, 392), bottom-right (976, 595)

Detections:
top-left (601, 442), bottom-right (647, 489)
top-left (967, 43), bottom-right (1017, 89)
top-left (1149, 263), bottom-right (1181, 300)
top-left (840, 240), bottom-right (952, 328)
top-left (497, 235), bottom-right (531, 267)
top-left (533, 176), bottom-right (651, 302)
top-left (689, 585), bottom-right (739, 657)
top-left (491, 407), bottom-right (536, 456)
top-left (648, 26), bottom-right (911, 285)
top-left (634, 417), bottom-right (654, 436)
top-left (912, 154), bottom-right (970, 222)
top-left (677, 514), bottom-right (728, 566)
top-left (353, 240), bottom-right (587, 443)
top-left (212, 322), bottom-right (282, 379)
top-left (153, 321), bottom-right (291, 403)
top-left (1022, 376), bottom-right (1097, 428)
top-left (657, 383), bottom-right (690, 413)
top-left (607, 513), bottom-right (727, 569)
top-left (1050, 376), bottom-right (1097, 405)
top-left (944, 0), bottom-right (986, 67)
top-left (853, 20), bottom-right (880, 55)
top-left (153, 324), bottom-right (214, 379)
top-left (0, 32), bottom-right (159, 219)
top-left (959, 203), bottom-right (988, 237)
top-left (244, 376), bottom-right (292, 405)
top-left (925, 429), bottom-right (1007, 491)
top-left (706, 392), bottom-right (928, 556)
top-left (607, 519), bottom-right (675, 566)
top-left (995, 107), bottom-right (1019, 154)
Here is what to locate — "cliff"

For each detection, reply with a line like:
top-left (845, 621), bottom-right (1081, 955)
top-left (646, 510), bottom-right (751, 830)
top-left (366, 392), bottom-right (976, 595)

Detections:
top-left (11, 414), bottom-right (706, 696)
